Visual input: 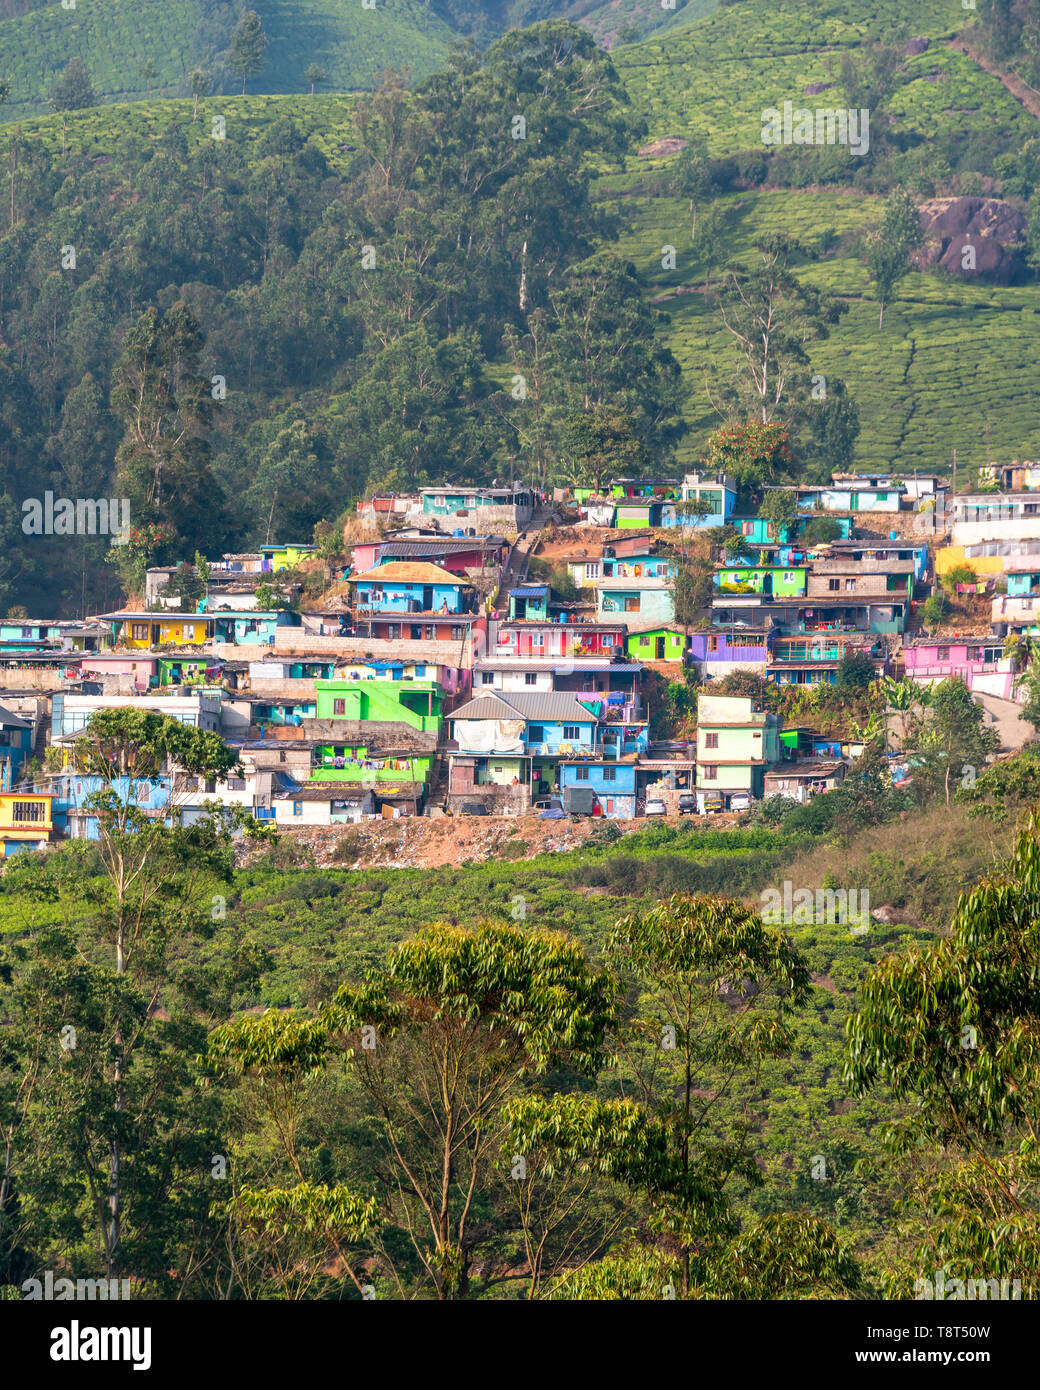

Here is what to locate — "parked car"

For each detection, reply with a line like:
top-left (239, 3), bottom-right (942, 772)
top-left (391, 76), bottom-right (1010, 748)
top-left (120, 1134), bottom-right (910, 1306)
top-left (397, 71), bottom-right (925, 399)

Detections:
top-left (729, 793), bottom-right (752, 813)
top-left (678, 792), bottom-right (698, 816)
top-left (534, 797), bottom-right (563, 812)
top-left (460, 801), bottom-right (488, 816)
top-left (644, 798), bottom-right (667, 816)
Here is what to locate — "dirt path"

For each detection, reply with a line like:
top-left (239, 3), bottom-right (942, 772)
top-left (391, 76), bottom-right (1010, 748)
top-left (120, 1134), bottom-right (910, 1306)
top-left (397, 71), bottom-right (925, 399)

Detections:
top-left (947, 37), bottom-right (1040, 124)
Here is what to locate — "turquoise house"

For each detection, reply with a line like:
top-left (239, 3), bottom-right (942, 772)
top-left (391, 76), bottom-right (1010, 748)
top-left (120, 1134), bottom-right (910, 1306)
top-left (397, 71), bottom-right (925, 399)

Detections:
top-left (211, 610), bottom-right (300, 645)
top-left (596, 579), bottom-right (675, 624)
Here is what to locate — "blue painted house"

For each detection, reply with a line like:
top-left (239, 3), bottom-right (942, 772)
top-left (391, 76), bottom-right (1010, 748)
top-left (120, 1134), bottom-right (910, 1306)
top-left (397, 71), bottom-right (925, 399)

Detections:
top-left (351, 562), bottom-right (474, 616)
top-left (560, 759), bottom-right (638, 818)
top-left (0, 704), bottom-right (34, 790)
top-left (50, 771), bottom-right (176, 840)
top-left (677, 472), bottom-right (737, 526)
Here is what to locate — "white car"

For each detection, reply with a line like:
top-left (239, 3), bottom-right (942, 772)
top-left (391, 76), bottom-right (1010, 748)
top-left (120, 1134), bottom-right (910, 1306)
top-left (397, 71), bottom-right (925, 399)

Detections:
top-left (644, 798), bottom-right (667, 816)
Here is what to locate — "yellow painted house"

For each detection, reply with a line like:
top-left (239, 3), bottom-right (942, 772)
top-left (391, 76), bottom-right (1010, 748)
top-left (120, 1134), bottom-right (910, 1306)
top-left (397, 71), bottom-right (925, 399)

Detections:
top-left (935, 544), bottom-right (1004, 579)
top-left (103, 611), bottom-right (215, 648)
top-left (0, 791), bottom-right (53, 854)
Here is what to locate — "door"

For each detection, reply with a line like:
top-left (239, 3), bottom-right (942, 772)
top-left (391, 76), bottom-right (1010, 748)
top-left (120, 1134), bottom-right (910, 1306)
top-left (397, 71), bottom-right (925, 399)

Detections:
top-left (656, 636), bottom-right (666, 659)
top-left (422, 586), bottom-right (433, 611)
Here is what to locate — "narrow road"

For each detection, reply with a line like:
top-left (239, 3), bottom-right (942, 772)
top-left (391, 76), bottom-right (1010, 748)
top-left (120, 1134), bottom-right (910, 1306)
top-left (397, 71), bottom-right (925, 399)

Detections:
top-left (975, 691), bottom-right (1033, 752)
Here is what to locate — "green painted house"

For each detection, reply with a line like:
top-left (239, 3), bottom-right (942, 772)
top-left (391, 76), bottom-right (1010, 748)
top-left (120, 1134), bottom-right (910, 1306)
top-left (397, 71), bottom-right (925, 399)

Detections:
top-left (715, 565), bottom-right (807, 598)
top-left (314, 677), bottom-right (443, 733)
top-left (626, 626), bottom-right (688, 661)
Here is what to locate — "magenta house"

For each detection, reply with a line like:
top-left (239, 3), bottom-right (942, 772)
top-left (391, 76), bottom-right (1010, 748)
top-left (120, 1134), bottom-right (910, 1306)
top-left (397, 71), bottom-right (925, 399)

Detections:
top-left (903, 637), bottom-right (1016, 699)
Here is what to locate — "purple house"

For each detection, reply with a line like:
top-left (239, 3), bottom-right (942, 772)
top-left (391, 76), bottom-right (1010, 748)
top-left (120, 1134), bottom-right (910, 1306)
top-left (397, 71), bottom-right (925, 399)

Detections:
top-left (903, 637), bottom-right (1015, 699)
top-left (693, 627), bottom-right (772, 680)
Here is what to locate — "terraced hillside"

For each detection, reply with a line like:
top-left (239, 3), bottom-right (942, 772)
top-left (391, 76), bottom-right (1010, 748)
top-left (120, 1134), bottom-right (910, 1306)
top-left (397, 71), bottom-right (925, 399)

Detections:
top-left (0, 0), bottom-right (454, 116)
top-left (602, 0), bottom-right (1040, 472)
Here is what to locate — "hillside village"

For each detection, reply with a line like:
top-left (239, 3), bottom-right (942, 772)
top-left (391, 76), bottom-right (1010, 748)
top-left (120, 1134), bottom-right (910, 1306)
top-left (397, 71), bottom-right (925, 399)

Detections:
top-left (2, 465), bottom-right (1036, 856)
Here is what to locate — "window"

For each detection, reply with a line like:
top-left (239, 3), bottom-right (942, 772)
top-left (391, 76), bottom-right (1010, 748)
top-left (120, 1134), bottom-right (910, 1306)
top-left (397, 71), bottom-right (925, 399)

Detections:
top-left (624, 596), bottom-right (640, 612)
top-left (584, 563), bottom-right (600, 579)
top-left (451, 626), bottom-right (464, 641)
top-left (531, 632), bottom-right (544, 648)
top-left (410, 626), bottom-right (422, 640)
top-left (12, 800), bottom-right (45, 823)
top-left (425, 625), bottom-right (435, 640)
top-left (435, 495), bottom-right (446, 506)
top-left (482, 672), bottom-right (495, 685)
top-left (602, 765), bottom-right (616, 782)
top-left (937, 646), bottom-right (950, 661)
top-left (466, 496), bottom-right (477, 508)
top-left (293, 802), bottom-right (303, 817)
top-left (845, 578), bottom-right (856, 591)
top-left (529, 725), bottom-right (544, 745)
top-left (702, 765), bottom-right (718, 780)
top-left (708, 635), bottom-right (719, 653)
top-left (131, 623), bottom-right (150, 641)
top-left (828, 579), bottom-right (840, 592)
top-left (525, 673), bottom-right (537, 686)
top-left (705, 731), bottom-right (719, 749)
top-left (387, 625), bottom-right (401, 640)
top-left (333, 699), bottom-right (346, 715)
top-left (576, 765), bottom-right (589, 781)
top-left (563, 725), bottom-right (581, 740)
top-left (498, 630), bottom-right (511, 645)
top-left (227, 777), bottom-right (246, 790)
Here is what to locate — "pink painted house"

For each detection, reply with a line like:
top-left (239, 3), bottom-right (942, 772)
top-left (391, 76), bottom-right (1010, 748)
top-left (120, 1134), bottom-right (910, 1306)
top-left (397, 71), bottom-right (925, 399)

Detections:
top-left (78, 653), bottom-right (159, 692)
top-left (903, 637), bottom-right (1016, 699)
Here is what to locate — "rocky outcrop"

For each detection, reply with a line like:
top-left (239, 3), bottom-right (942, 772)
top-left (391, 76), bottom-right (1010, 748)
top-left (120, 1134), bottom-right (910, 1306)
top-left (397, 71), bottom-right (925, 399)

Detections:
top-left (637, 136), bottom-right (688, 158)
top-left (916, 196), bottom-right (1026, 283)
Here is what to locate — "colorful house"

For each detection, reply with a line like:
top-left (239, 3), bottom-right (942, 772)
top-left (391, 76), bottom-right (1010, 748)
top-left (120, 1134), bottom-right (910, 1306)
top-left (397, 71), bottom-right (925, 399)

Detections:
top-left (260, 543), bottom-right (317, 572)
top-left (352, 561), bottom-right (474, 618)
top-left (696, 628), bottom-right (772, 679)
top-left (559, 759), bottom-right (637, 818)
top-left (211, 610), bottom-right (300, 645)
top-left (596, 578), bottom-right (675, 625)
top-left (420, 485), bottom-right (535, 529)
top-left (767, 635), bottom-right (886, 686)
top-left (715, 565), bottom-right (807, 598)
top-left (78, 653), bottom-right (160, 691)
top-left (0, 791), bottom-right (53, 853)
top-left (696, 694), bottom-right (781, 807)
top-left (678, 472), bottom-right (737, 526)
top-left (104, 611), bottom-right (215, 648)
top-left (314, 677), bottom-right (443, 733)
top-left (626, 625), bottom-right (689, 662)
top-left (494, 621), bottom-right (625, 659)
top-left (508, 585), bottom-right (550, 621)
top-left (902, 638), bottom-right (1014, 699)
top-left (0, 705), bottom-right (34, 790)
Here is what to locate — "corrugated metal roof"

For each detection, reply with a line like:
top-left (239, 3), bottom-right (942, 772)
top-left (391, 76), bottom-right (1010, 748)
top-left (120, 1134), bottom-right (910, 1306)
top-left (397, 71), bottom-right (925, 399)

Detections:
top-left (451, 691), bottom-right (600, 722)
top-left (379, 538), bottom-right (505, 557)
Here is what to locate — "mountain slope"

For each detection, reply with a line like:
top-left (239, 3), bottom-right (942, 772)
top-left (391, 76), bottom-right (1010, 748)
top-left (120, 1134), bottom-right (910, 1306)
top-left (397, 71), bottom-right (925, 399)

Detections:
top-left (0, 0), bottom-right (454, 117)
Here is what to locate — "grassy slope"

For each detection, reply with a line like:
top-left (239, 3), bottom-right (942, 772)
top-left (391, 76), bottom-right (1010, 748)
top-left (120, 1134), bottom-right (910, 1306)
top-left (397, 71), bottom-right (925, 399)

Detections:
top-left (605, 0), bottom-right (1040, 470)
top-left (0, 0), bottom-right (453, 118)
